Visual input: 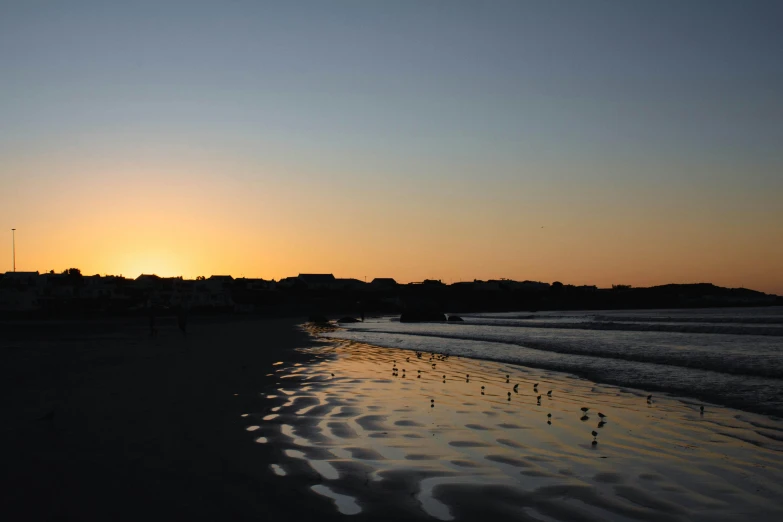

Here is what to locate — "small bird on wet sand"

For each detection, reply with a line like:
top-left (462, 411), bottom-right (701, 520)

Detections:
top-left (547, 413), bottom-right (552, 418)
top-left (592, 430), bottom-right (598, 439)
top-left (331, 373), bottom-right (335, 377)
top-left (700, 405), bottom-right (704, 414)
top-left (581, 407), bottom-right (590, 413)
top-left (598, 413), bottom-right (606, 419)
top-left (533, 383), bottom-right (539, 390)
top-left (547, 390), bottom-right (552, 397)
top-left (506, 374), bottom-right (510, 383)
top-left (647, 394), bottom-right (652, 403)
top-left (513, 384), bottom-right (519, 393)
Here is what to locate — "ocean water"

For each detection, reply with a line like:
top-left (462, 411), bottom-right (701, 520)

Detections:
top-left (322, 307), bottom-right (783, 418)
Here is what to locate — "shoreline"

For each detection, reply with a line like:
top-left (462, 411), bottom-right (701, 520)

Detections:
top-left (254, 332), bottom-right (783, 521)
top-left (320, 321), bottom-right (783, 420)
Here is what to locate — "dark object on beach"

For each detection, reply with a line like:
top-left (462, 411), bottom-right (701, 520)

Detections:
top-left (598, 421), bottom-right (606, 428)
top-left (598, 412), bottom-right (606, 419)
top-left (447, 315), bottom-right (464, 322)
top-left (308, 314), bottom-right (330, 324)
top-left (513, 384), bottom-right (519, 393)
top-left (592, 440), bottom-right (598, 446)
top-left (581, 415), bottom-right (590, 422)
top-left (700, 405), bottom-right (704, 414)
top-left (581, 407), bottom-right (590, 413)
top-left (547, 390), bottom-right (553, 397)
top-left (337, 317), bottom-right (361, 323)
top-left (647, 394), bottom-right (653, 403)
top-left (399, 309), bottom-right (447, 322)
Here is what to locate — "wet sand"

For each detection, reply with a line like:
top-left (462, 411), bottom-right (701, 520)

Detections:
top-left (253, 327), bottom-right (783, 521)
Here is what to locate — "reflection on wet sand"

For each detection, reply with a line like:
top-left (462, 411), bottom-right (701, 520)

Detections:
top-left (246, 339), bottom-right (783, 521)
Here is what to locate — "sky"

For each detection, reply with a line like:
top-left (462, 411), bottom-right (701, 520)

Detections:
top-left (1, 0), bottom-right (781, 294)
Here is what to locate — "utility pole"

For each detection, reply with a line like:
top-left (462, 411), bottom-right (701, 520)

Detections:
top-left (11, 228), bottom-right (15, 272)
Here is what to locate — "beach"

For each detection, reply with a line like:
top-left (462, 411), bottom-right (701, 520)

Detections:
top-left (0, 316), bottom-right (344, 521)
top-left (4, 315), bottom-right (783, 521)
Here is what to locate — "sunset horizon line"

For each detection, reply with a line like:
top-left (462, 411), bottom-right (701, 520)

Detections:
top-left (3, 268), bottom-right (779, 297)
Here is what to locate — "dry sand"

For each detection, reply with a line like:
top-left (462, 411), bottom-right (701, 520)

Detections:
top-left (0, 316), bottom-right (343, 521)
top-left (253, 326), bottom-right (783, 521)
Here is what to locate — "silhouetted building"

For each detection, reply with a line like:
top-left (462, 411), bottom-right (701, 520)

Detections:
top-left (297, 273), bottom-right (337, 289)
top-left (370, 278), bottom-right (397, 289)
top-left (335, 278), bottom-right (366, 290)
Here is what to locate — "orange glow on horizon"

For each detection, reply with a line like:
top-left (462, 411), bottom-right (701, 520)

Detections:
top-left (2, 158), bottom-right (782, 296)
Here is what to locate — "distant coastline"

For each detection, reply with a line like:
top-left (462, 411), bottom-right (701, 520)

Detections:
top-left (1, 270), bottom-right (779, 320)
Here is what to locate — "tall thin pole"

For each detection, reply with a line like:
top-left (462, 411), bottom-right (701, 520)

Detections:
top-left (11, 228), bottom-right (16, 272)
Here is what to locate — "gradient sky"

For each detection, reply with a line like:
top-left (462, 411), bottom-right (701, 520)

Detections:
top-left (1, 0), bottom-right (782, 294)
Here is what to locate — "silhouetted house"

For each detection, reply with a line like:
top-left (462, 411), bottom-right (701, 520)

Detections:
top-left (135, 274), bottom-right (162, 290)
top-left (0, 272), bottom-right (41, 311)
top-left (190, 276), bottom-right (233, 308)
top-left (1, 271), bottom-right (40, 288)
top-left (370, 278), bottom-right (397, 289)
top-left (474, 280), bottom-right (501, 291)
top-left (518, 280), bottom-right (550, 291)
top-left (422, 279), bottom-right (445, 286)
top-left (335, 278), bottom-right (366, 291)
top-left (297, 273), bottom-right (337, 290)
top-left (235, 277), bottom-right (272, 291)
top-left (276, 276), bottom-right (305, 289)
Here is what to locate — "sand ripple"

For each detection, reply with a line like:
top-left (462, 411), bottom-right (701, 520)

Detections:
top-left (245, 338), bottom-right (783, 521)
